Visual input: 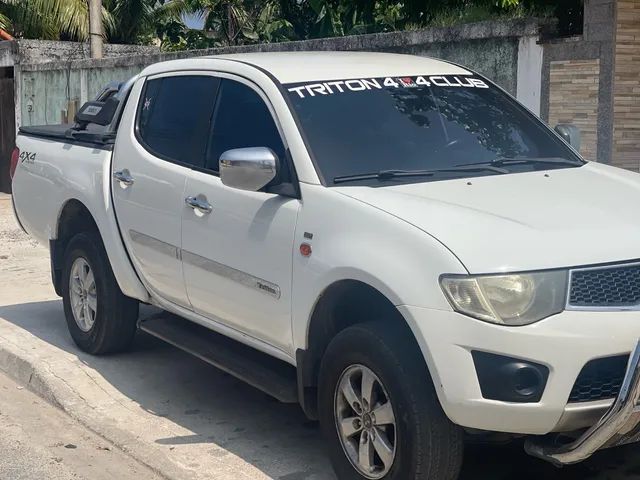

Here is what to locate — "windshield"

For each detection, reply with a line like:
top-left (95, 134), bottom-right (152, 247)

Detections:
top-left (286, 75), bottom-right (583, 186)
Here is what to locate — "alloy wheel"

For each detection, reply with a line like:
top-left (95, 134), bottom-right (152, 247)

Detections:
top-left (335, 364), bottom-right (397, 479)
top-left (69, 257), bottom-right (98, 332)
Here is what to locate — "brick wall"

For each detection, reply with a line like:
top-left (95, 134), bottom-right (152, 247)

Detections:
top-left (548, 59), bottom-right (601, 161)
top-left (612, 0), bottom-right (640, 171)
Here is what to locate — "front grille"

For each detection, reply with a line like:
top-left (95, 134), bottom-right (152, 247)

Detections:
top-left (569, 355), bottom-right (628, 403)
top-left (569, 263), bottom-right (640, 307)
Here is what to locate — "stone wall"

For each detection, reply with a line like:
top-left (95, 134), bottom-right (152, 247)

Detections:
top-left (383, 36), bottom-right (520, 94)
top-left (0, 40), bottom-right (16, 68)
top-left (13, 40), bottom-right (159, 64)
top-left (19, 65), bottom-right (144, 126)
top-left (612, 0), bottom-right (640, 171)
top-left (548, 59), bottom-right (600, 160)
top-left (14, 18), bottom-right (544, 128)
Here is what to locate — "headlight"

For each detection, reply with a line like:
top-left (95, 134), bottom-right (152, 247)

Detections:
top-left (440, 271), bottom-right (568, 326)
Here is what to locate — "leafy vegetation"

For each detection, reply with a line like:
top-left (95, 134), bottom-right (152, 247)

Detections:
top-left (158, 0), bottom-right (583, 50)
top-left (156, 0), bottom-right (295, 51)
top-left (0, 0), bottom-right (94, 40)
top-left (0, 0), bottom-right (583, 50)
top-left (0, 0), bottom-right (162, 42)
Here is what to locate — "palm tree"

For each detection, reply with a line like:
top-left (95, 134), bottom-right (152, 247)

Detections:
top-left (0, 0), bottom-right (169, 44)
top-left (162, 0), bottom-right (293, 47)
top-left (0, 7), bottom-right (10, 32)
top-left (103, 0), bottom-right (168, 44)
top-left (0, 0), bottom-right (92, 40)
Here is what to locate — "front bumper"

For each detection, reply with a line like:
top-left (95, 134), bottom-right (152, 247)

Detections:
top-left (525, 340), bottom-right (640, 465)
top-left (399, 306), bottom-right (640, 435)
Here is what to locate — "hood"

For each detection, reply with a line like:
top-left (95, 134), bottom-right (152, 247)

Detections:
top-left (335, 162), bottom-right (640, 273)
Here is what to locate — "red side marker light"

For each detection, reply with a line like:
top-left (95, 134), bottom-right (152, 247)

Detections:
top-left (300, 243), bottom-right (312, 257)
top-left (9, 147), bottom-right (19, 180)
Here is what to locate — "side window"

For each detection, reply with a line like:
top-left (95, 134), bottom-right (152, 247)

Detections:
top-left (137, 76), bottom-right (220, 168)
top-left (205, 79), bottom-right (286, 172)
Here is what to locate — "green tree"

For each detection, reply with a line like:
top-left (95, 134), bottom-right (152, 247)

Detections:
top-left (103, 0), bottom-right (157, 44)
top-left (0, 0), bottom-right (93, 40)
top-left (0, 0), bottom-right (173, 43)
top-left (275, 0), bottom-right (389, 38)
top-left (159, 0), bottom-right (294, 49)
top-left (1, 0), bottom-right (582, 49)
top-left (279, 0), bottom-right (549, 37)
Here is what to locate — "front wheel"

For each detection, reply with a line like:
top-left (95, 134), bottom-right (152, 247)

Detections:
top-left (318, 322), bottom-right (463, 480)
top-left (61, 232), bottom-right (139, 354)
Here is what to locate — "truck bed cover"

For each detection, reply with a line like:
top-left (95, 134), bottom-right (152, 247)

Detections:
top-left (19, 124), bottom-right (114, 149)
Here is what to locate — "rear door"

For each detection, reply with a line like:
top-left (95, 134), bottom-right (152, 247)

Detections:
top-left (112, 73), bottom-right (220, 307)
top-left (181, 77), bottom-right (300, 353)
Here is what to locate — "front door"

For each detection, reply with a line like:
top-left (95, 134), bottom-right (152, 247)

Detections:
top-left (112, 73), bottom-right (220, 307)
top-left (181, 77), bottom-right (300, 354)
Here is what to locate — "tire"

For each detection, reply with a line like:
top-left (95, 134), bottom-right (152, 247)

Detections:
top-left (61, 231), bottom-right (139, 354)
top-left (318, 322), bottom-right (463, 480)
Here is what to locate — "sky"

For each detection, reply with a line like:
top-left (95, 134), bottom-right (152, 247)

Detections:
top-left (184, 13), bottom-right (205, 29)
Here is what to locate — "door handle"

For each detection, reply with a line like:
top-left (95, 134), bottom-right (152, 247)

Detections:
top-left (185, 195), bottom-right (213, 214)
top-left (113, 169), bottom-right (135, 186)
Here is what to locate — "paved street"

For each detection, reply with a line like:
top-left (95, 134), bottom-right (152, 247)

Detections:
top-left (0, 370), bottom-right (161, 480)
top-left (2, 192), bottom-right (640, 479)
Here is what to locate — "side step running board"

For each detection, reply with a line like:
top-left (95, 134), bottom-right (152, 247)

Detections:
top-left (139, 313), bottom-right (298, 403)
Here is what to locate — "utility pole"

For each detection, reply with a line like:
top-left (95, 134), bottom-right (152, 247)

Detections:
top-left (88, 0), bottom-right (103, 59)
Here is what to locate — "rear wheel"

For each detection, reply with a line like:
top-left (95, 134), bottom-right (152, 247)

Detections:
top-left (68, 257), bottom-right (98, 333)
top-left (318, 322), bottom-right (463, 480)
top-left (61, 232), bottom-right (139, 354)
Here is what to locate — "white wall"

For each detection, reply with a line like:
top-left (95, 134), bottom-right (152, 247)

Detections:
top-left (516, 35), bottom-right (544, 116)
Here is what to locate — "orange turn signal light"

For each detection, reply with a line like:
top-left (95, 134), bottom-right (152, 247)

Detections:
top-left (300, 243), bottom-right (312, 257)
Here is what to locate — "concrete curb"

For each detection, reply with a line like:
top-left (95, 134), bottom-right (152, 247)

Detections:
top-left (0, 345), bottom-right (61, 408)
top-left (0, 336), bottom-right (197, 480)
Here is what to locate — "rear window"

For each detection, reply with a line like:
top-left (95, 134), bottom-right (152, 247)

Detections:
top-left (137, 76), bottom-right (220, 168)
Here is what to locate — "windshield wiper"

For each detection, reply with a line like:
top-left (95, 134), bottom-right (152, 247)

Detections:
top-left (333, 165), bottom-right (509, 184)
top-left (463, 156), bottom-right (583, 168)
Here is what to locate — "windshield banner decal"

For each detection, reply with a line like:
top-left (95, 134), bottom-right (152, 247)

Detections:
top-left (286, 75), bottom-right (489, 99)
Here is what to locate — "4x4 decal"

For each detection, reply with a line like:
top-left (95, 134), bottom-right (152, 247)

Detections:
top-left (19, 151), bottom-right (36, 164)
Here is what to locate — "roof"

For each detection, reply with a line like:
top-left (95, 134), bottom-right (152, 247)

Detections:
top-left (143, 51), bottom-right (472, 84)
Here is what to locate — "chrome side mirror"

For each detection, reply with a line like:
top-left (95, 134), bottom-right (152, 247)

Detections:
top-left (554, 124), bottom-right (581, 152)
top-left (219, 147), bottom-right (278, 192)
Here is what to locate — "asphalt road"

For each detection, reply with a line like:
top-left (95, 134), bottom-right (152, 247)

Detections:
top-left (0, 370), bottom-right (161, 480)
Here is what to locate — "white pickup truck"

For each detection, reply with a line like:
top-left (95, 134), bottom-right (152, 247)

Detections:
top-left (10, 52), bottom-right (640, 480)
